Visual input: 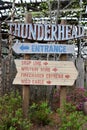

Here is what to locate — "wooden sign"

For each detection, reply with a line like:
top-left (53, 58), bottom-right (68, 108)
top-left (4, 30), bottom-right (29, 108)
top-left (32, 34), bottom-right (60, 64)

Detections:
top-left (13, 60), bottom-right (78, 86)
top-left (8, 23), bottom-right (85, 41)
top-left (12, 42), bottom-right (75, 54)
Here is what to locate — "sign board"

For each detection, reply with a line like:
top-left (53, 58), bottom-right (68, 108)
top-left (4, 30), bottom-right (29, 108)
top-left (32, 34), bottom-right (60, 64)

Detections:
top-left (8, 23), bottom-right (85, 41)
top-left (13, 60), bottom-right (78, 86)
top-left (12, 42), bottom-right (75, 54)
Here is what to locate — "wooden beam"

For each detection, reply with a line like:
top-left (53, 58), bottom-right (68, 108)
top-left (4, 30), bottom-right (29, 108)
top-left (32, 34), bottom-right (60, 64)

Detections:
top-left (59, 19), bottom-right (67, 110)
top-left (22, 13), bottom-right (32, 118)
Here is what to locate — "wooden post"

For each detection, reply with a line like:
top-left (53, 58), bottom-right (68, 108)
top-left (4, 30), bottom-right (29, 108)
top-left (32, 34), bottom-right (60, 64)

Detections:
top-left (60, 19), bottom-right (67, 110)
top-left (0, 21), bottom-right (2, 96)
top-left (75, 56), bottom-right (84, 88)
top-left (22, 13), bottom-right (32, 118)
top-left (86, 61), bottom-right (87, 89)
top-left (60, 55), bottom-right (67, 109)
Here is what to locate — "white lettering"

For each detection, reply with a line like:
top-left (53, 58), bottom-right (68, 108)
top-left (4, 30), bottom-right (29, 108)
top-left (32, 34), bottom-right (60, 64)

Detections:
top-left (44, 24), bottom-right (51, 41)
top-left (28, 24), bottom-right (36, 40)
top-left (8, 23), bottom-right (13, 34)
top-left (8, 23), bottom-right (85, 41)
top-left (71, 25), bottom-right (77, 38)
top-left (58, 25), bottom-right (65, 40)
top-left (14, 23), bottom-right (21, 36)
top-left (21, 24), bottom-right (28, 38)
top-left (51, 24), bottom-right (57, 40)
top-left (66, 25), bottom-right (72, 39)
top-left (37, 24), bottom-right (44, 40)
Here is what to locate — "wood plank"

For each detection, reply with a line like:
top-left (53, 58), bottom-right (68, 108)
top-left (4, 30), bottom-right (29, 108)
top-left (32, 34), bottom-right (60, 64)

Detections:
top-left (22, 13), bottom-right (32, 118)
top-left (13, 60), bottom-right (78, 86)
top-left (12, 42), bottom-right (75, 54)
top-left (14, 60), bottom-right (76, 67)
top-left (75, 57), bottom-right (84, 88)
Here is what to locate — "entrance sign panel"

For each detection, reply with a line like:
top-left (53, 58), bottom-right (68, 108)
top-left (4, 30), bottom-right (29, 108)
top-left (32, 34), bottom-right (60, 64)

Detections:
top-left (13, 60), bottom-right (78, 86)
top-left (12, 42), bottom-right (75, 54)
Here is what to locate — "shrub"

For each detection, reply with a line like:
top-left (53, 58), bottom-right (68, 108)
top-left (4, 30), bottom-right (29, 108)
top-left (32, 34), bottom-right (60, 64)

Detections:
top-left (53, 87), bottom-right (87, 111)
top-left (0, 91), bottom-right (31, 130)
top-left (57, 103), bottom-right (87, 130)
top-left (29, 101), bottom-right (52, 126)
top-left (67, 87), bottom-right (87, 111)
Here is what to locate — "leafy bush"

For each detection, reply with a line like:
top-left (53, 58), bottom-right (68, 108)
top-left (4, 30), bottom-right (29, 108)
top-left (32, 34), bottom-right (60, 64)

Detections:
top-left (29, 101), bottom-right (52, 126)
top-left (57, 103), bottom-right (87, 130)
top-left (67, 87), bottom-right (87, 110)
top-left (53, 87), bottom-right (87, 111)
top-left (0, 91), bottom-right (31, 130)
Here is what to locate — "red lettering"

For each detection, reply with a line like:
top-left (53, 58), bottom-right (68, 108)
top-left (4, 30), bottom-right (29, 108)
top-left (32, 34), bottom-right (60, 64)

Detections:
top-left (21, 73), bottom-right (44, 78)
top-left (32, 79), bottom-right (44, 84)
top-left (21, 60), bottom-right (31, 65)
top-left (21, 67), bottom-right (38, 71)
top-left (33, 61), bottom-right (41, 66)
top-left (40, 67), bottom-right (50, 72)
top-left (21, 79), bottom-right (31, 84)
top-left (46, 73), bottom-right (63, 78)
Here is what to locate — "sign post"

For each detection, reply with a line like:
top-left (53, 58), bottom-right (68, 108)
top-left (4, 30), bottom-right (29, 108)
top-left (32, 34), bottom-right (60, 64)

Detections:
top-left (22, 13), bottom-right (32, 118)
top-left (59, 20), bottom-right (70, 109)
top-left (0, 21), bottom-right (2, 95)
top-left (9, 17), bottom-right (79, 117)
top-left (60, 54), bottom-right (67, 109)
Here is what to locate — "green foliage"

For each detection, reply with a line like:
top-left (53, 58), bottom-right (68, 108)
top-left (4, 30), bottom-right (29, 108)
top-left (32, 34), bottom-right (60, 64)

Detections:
top-left (39, 2), bottom-right (49, 16)
top-left (29, 101), bottom-right (52, 126)
top-left (57, 103), bottom-right (87, 130)
top-left (0, 91), bottom-right (31, 130)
